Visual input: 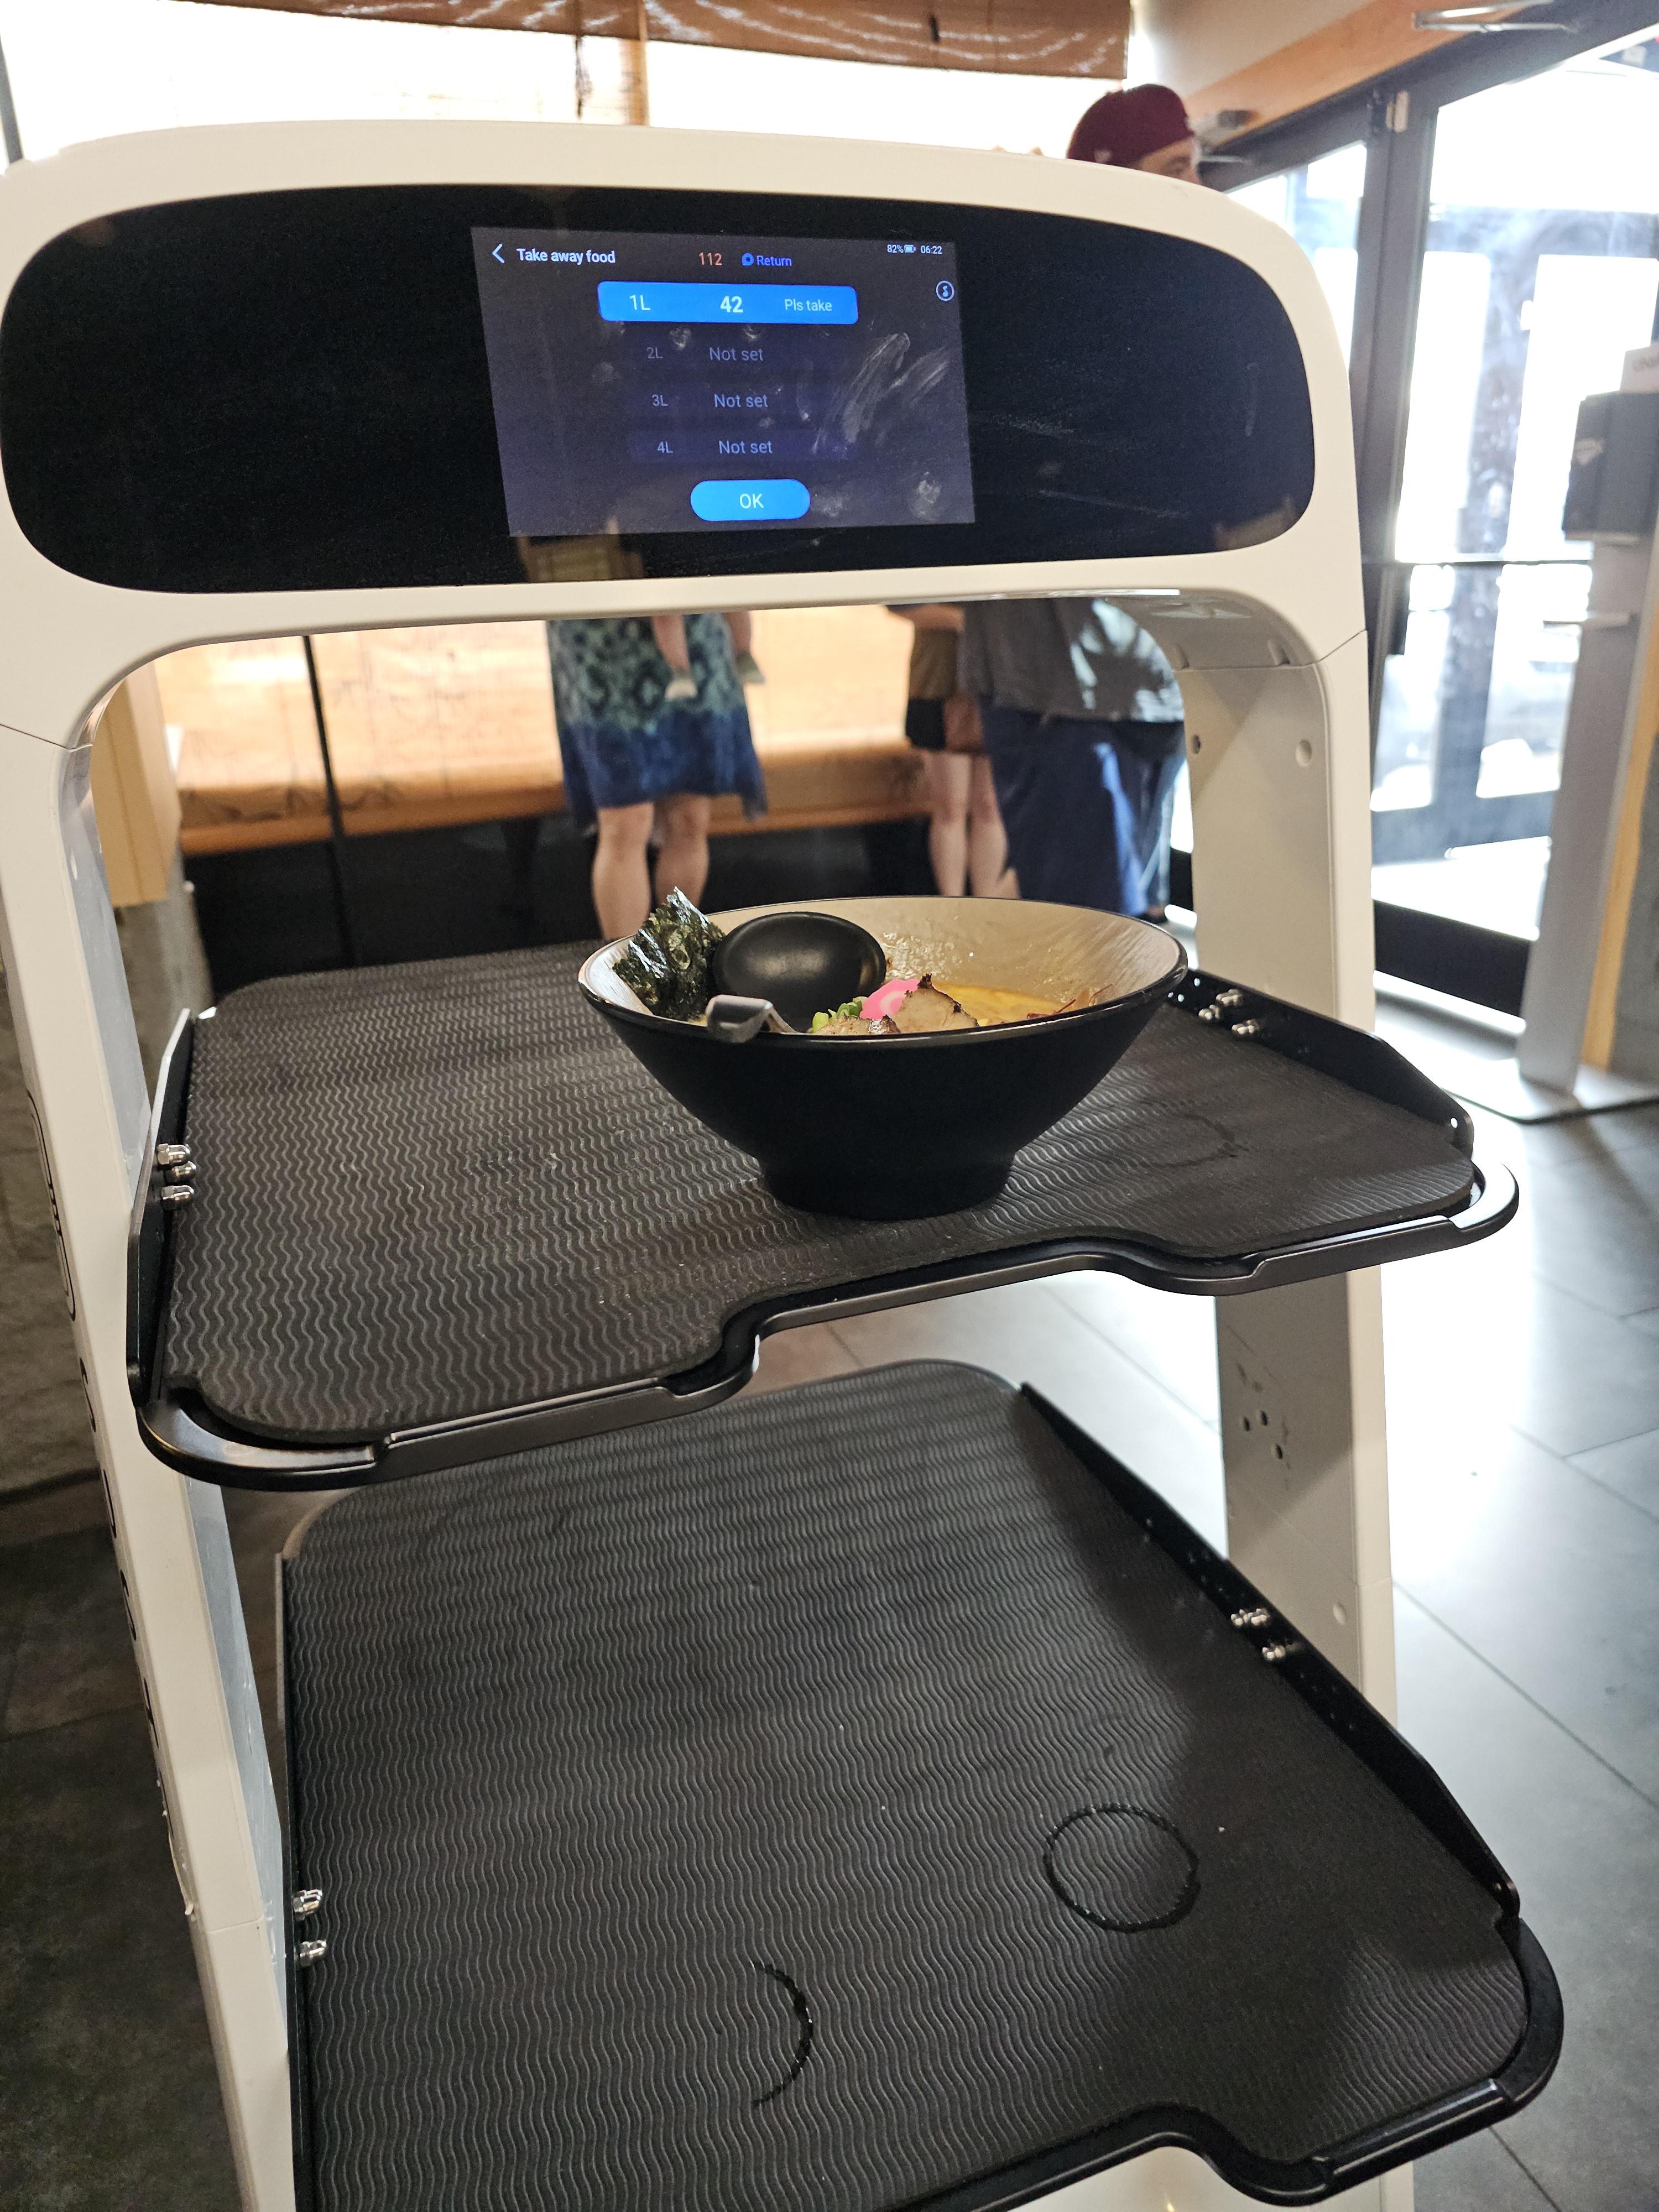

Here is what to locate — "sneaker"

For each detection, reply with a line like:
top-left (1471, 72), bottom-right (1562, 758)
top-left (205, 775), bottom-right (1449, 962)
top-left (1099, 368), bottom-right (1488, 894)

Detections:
top-left (662, 673), bottom-right (698, 703)
top-left (734, 651), bottom-right (766, 686)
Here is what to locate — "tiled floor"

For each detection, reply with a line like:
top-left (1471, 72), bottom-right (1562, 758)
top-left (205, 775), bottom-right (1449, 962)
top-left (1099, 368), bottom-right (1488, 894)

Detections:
top-left (2, 1078), bottom-right (1657, 2209)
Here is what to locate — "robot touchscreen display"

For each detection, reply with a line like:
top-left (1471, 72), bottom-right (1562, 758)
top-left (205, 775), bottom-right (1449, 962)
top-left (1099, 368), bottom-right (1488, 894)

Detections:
top-left (472, 227), bottom-right (976, 538)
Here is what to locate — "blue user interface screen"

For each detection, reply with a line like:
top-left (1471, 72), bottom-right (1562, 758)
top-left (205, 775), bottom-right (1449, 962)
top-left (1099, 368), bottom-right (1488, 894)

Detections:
top-left (471, 227), bottom-right (975, 536)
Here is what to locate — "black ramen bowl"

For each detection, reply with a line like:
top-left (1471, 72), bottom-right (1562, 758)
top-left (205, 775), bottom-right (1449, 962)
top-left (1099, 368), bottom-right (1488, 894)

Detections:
top-left (578, 896), bottom-right (1186, 1220)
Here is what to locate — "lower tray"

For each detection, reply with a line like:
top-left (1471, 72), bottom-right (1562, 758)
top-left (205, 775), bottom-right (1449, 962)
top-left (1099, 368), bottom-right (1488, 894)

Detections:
top-left (281, 1363), bottom-right (1557, 2212)
top-left (132, 947), bottom-right (1512, 1489)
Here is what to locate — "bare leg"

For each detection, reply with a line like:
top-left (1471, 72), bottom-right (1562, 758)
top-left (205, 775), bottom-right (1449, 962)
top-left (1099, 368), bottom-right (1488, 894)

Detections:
top-left (651, 613), bottom-right (698, 703)
top-left (922, 750), bottom-right (972, 898)
top-left (967, 754), bottom-right (1017, 898)
top-left (650, 612), bottom-right (691, 673)
top-left (725, 611), bottom-right (763, 685)
top-left (590, 801), bottom-right (655, 939)
top-left (654, 792), bottom-right (713, 906)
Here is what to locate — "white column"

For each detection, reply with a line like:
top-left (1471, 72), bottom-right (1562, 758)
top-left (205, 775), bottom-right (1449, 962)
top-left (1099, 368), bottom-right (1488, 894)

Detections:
top-left (0, 724), bottom-right (293, 2212)
top-left (1154, 626), bottom-right (1404, 2205)
top-left (1178, 629), bottom-right (1394, 1702)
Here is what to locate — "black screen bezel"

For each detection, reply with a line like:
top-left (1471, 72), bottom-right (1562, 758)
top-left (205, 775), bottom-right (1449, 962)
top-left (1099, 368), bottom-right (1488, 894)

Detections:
top-left (0, 185), bottom-right (1316, 595)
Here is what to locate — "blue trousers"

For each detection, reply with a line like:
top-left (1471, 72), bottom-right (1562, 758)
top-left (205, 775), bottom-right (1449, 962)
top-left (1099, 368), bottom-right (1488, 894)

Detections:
top-left (980, 708), bottom-right (1185, 915)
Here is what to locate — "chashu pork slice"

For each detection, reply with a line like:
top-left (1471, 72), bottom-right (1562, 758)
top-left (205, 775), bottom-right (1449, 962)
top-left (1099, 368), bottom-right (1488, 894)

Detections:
top-left (886, 977), bottom-right (978, 1034)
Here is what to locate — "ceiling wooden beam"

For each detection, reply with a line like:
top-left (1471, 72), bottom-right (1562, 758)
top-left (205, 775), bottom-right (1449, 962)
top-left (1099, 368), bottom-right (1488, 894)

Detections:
top-left (1180, 0), bottom-right (1462, 139)
top-left (204, 0), bottom-right (1128, 80)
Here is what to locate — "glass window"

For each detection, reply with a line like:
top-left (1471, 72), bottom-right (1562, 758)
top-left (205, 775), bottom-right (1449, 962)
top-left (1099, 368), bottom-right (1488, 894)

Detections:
top-left (1372, 35), bottom-right (1659, 938)
top-left (1475, 560), bottom-right (1591, 797)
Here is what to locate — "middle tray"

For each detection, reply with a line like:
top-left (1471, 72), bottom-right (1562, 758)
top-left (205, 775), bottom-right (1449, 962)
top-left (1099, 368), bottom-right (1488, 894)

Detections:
top-left (132, 945), bottom-right (1513, 1488)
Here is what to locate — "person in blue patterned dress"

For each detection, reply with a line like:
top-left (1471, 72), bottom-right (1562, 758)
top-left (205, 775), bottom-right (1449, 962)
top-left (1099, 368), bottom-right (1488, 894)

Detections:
top-left (547, 613), bottom-right (766, 938)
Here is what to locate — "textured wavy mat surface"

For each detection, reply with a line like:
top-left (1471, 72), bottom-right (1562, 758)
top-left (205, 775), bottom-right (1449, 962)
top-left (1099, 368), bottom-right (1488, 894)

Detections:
top-left (284, 1363), bottom-right (1526, 2212)
top-left (166, 947), bottom-right (1472, 1440)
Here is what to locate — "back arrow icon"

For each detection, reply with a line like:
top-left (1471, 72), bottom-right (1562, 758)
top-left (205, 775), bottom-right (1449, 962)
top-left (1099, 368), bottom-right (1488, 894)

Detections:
top-left (492, 242), bottom-right (504, 263)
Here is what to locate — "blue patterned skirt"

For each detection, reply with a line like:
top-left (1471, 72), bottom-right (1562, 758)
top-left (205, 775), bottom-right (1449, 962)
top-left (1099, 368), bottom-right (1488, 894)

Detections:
top-left (547, 615), bottom-right (767, 829)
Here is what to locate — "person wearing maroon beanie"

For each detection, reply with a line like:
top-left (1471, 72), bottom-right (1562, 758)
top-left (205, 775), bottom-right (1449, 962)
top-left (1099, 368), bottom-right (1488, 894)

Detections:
top-left (1067, 82), bottom-right (1198, 184)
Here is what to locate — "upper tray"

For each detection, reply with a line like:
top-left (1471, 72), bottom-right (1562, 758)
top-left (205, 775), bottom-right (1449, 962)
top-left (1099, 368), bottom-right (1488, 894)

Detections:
top-left (129, 945), bottom-right (1514, 1489)
top-left (279, 1362), bottom-right (1559, 2210)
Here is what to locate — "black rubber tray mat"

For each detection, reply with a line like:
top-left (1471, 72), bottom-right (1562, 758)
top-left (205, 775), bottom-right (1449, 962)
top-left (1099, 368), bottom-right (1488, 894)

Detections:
top-left (164, 946), bottom-right (1475, 1446)
top-left (282, 1363), bottom-right (1556, 2212)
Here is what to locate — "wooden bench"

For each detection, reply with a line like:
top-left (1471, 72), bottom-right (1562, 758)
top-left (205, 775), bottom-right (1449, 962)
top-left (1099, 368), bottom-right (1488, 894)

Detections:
top-left (156, 609), bottom-right (926, 857)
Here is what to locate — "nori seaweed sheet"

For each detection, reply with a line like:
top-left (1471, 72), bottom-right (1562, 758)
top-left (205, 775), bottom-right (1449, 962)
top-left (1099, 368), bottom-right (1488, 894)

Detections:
top-left (613, 890), bottom-right (724, 1021)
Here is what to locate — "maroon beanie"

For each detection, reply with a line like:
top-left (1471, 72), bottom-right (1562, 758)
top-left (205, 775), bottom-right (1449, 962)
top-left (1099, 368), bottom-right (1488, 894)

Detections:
top-left (1066, 84), bottom-right (1192, 167)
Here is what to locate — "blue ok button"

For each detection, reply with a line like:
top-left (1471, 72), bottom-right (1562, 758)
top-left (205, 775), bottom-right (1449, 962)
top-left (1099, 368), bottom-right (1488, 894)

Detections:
top-left (690, 478), bottom-right (810, 523)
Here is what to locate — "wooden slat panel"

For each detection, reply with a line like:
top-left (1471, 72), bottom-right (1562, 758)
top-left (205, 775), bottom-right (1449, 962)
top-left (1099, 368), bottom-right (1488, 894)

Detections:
top-left (165, 606), bottom-right (925, 854)
top-left (745, 604), bottom-right (914, 745)
top-left (216, 0), bottom-right (1126, 79)
top-left (309, 623), bottom-right (563, 827)
top-left (158, 638), bottom-right (329, 847)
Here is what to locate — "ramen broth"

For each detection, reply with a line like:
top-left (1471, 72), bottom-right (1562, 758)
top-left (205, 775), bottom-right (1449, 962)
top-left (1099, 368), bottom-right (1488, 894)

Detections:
top-left (935, 981), bottom-right (1062, 1026)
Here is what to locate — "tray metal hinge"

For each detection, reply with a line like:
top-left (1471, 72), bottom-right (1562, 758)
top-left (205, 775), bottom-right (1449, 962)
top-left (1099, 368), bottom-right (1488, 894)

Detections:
top-left (156, 1140), bottom-right (198, 1207)
top-left (1199, 989), bottom-right (1256, 1027)
top-left (1229, 1608), bottom-right (1303, 1662)
top-left (294, 1887), bottom-right (326, 1967)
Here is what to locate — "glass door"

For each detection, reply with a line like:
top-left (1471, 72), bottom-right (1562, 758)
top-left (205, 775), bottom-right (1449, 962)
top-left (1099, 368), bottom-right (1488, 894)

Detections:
top-left (1372, 41), bottom-right (1659, 940)
top-left (1213, 15), bottom-right (1659, 1009)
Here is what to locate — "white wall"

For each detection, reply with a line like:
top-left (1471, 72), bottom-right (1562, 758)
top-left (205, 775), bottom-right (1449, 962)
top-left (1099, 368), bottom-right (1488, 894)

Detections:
top-left (647, 43), bottom-right (1098, 153)
top-left (1136, 0), bottom-right (1368, 96)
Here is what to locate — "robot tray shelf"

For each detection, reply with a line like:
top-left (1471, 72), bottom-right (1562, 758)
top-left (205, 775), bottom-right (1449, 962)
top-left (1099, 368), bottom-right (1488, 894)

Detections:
top-left (280, 1363), bottom-right (1558, 2210)
top-left (129, 945), bottom-right (1513, 1491)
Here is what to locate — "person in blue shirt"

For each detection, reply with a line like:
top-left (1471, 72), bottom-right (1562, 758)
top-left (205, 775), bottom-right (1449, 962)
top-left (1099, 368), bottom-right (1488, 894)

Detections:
top-left (960, 597), bottom-right (1186, 917)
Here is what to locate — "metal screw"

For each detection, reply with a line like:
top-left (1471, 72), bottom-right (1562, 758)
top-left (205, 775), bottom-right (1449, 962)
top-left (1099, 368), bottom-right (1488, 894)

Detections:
top-left (297, 1939), bottom-right (328, 1967)
top-left (1213, 988), bottom-right (1245, 1009)
top-left (1230, 1606), bottom-right (1272, 1629)
top-left (1260, 1641), bottom-right (1301, 1663)
top-left (164, 1162), bottom-right (197, 1183)
top-left (159, 1185), bottom-right (195, 1208)
top-left (1197, 1004), bottom-right (1224, 1022)
top-left (1231, 1019), bottom-right (1265, 1039)
top-left (155, 1142), bottom-right (192, 1167)
top-left (293, 1888), bottom-right (324, 1919)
